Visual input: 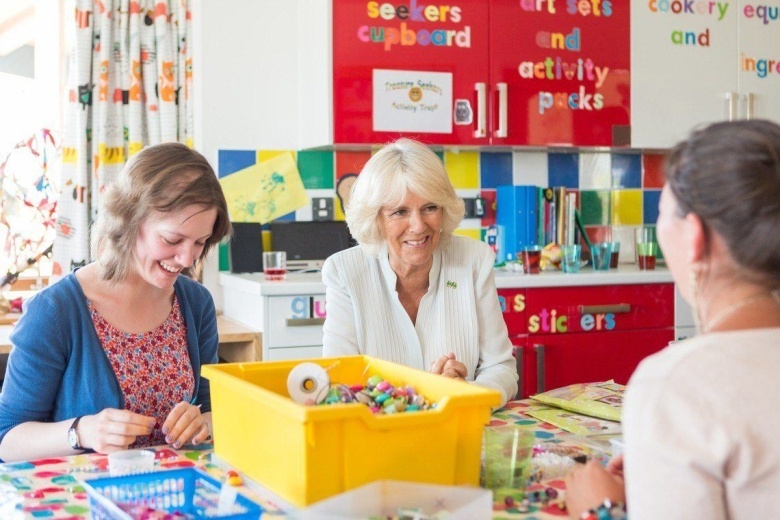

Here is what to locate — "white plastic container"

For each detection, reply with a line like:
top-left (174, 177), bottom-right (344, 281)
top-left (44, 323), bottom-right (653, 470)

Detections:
top-left (293, 480), bottom-right (492, 520)
top-left (107, 449), bottom-right (155, 477)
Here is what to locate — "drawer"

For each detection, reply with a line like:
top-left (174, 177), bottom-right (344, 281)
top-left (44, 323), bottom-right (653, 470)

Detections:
top-left (524, 283), bottom-right (674, 334)
top-left (265, 295), bottom-right (326, 348)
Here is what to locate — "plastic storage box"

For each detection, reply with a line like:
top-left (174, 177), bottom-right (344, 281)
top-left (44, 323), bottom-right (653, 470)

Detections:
top-left (202, 356), bottom-right (501, 507)
top-left (292, 480), bottom-right (492, 520)
top-left (81, 467), bottom-right (263, 519)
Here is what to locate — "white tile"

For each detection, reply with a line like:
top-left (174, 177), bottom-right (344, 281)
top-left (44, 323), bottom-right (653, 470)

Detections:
top-left (579, 153), bottom-right (611, 189)
top-left (512, 151), bottom-right (548, 186)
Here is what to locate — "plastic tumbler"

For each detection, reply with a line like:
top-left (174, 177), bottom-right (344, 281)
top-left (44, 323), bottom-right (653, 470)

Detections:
top-left (561, 244), bottom-right (582, 274)
top-left (591, 242), bottom-right (612, 271)
top-left (483, 425), bottom-right (535, 501)
top-left (520, 246), bottom-right (542, 275)
top-left (263, 251), bottom-right (287, 280)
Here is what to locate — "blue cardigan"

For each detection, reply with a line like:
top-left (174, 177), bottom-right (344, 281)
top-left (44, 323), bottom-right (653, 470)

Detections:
top-left (0, 272), bottom-right (219, 446)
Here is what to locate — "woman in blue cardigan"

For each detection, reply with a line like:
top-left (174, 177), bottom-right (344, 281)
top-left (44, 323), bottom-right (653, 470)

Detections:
top-left (0, 143), bottom-right (232, 462)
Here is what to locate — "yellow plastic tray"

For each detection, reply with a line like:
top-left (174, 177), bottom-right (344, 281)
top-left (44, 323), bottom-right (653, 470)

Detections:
top-left (202, 356), bottom-right (501, 506)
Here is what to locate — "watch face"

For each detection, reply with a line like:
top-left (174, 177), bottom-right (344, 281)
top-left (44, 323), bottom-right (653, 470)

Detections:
top-left (68, 427), bottom-right (79, 449)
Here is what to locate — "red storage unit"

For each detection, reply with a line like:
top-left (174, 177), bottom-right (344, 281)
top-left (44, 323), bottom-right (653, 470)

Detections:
top-left (331, 1), bottom-right (630, 146)
top-left (505, 283), bottom-right (674, 398)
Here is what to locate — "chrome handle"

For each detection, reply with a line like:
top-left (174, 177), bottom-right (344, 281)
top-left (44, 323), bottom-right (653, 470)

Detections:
top-left (494, 82), bottom-right (508, 138)
top-left (285, 318), bottom-right (325, 327)
top-left (578, 304), bottom-right (631, 314)
top-left (534, 343), bottom-right (545, 394)
top-left (744, 92), bottom-right (754, 120)
top-left (726, 91), bottom-right (738, 121)
top-left (474, 82), bottom-right (487, 138)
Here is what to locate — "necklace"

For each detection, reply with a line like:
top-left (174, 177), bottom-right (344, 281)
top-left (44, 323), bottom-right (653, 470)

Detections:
top-left (703, 291), bottom-right (777, 333)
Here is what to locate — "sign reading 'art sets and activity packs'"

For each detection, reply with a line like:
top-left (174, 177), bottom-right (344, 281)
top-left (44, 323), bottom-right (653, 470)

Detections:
top-left (336, 0), bottom-right (628, 138)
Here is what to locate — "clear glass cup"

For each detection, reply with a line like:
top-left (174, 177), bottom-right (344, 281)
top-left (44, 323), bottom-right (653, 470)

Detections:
top-left (263, 251), bottom-right (287, 280)
top-left (561, 244), bottom-right (582, 274)
top-left (591, 242), bottom-right (613, 271)
top-left (637, 242), bottom-right (658, 270)
top-left (608, 241), bottom-right (621, 268)
top-left (519, 246), bottom-right (542, 275)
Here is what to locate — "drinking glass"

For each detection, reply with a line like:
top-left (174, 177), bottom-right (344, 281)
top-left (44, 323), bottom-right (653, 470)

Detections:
top-left (263, 251), bottom-right (287, 280)
top-left (561, 244), bottom-right (582, 274)
top-left (608, 241), bottom-right (621, 268)
top-left (520, 246), bottom-right (542, 275)
top-left (591, 242), bottom-right (612, 271)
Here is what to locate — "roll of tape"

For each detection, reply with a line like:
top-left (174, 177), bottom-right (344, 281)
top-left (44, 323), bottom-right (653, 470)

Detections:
top-left (287, 362), bottom-right (330, 405)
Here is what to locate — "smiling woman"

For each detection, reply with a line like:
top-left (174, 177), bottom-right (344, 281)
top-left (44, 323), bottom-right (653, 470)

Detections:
top-left (322, 138), bottom-right (518, 408)
top-left (0, 142), bottom-right (232, 462)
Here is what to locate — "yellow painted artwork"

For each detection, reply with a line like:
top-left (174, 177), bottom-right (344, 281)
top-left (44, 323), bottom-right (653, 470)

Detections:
top-left (219, 152), bottom-right (309, 224)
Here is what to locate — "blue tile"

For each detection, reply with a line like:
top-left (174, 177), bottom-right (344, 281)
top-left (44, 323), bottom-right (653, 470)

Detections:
top-left (273, 211), bottom-right (296, 222)
top-left (217, 150), bottom-right (256, 178)
top-left (643, 190), bottom-right (661, 224)
top-left (611, 153), bottom-right (641, 188)
top-left (548, 153), bottom-right (579, 188)
top-left (480, 152), bottom-right (512, 188)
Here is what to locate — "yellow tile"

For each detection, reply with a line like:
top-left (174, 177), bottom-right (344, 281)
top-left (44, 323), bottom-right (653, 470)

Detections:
top-left (611, 190), bottom-right (643, 226)
top-left (453, 228), bottom-right (481, 240)
top-left (262, 230), bottom-right (272, 252)
top-left (257, 150), bottom-right (296, 163)
top-left (444, 151), bottom-right (479, 189)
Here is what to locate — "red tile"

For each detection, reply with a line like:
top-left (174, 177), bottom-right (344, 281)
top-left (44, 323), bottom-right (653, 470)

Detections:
top-left (480, 189), bottom-right (497, 227)
top-left (335, 150), bottom-right (371, 180)
top-left (642, 153), bottom-right (667, 188)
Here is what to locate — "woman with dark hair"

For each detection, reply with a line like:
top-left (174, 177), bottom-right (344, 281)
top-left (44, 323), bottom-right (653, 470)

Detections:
top-left (0, 143), bottom-right (232, 462)
top-left (565, 120), bottom-right (780, 519)
top-left (322, 138), bottom-right (518, 407)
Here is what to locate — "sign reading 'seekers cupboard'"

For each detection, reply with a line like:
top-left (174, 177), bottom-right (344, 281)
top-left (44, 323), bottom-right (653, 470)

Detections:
top-left (359, 1), bottom-right (471, 51)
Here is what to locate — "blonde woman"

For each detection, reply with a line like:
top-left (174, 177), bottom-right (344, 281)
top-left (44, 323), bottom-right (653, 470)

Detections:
top-left (322, 138), bottom-right (518, 407)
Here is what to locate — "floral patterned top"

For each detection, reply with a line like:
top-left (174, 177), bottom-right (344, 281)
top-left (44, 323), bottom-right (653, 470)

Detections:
top-left (90, 296), bottom-right (194, 448)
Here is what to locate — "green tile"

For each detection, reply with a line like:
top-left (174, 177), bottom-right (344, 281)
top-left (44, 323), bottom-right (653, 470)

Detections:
top-left (580, 190), bottom-right (611, 226)
top-left (219, 243), bottom-right (230, 271)
top-left (297, 150), bottom-right (334, 189)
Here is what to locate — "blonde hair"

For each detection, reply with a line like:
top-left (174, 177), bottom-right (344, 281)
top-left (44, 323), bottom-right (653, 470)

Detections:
top-left (345, 138), bottom-right (465, 256)
top-left (92, 142), bottom-right (232, 282)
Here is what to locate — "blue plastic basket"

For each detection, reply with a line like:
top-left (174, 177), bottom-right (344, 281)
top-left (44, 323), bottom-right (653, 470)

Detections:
top-left (81, 467), bottom-right (263, 519)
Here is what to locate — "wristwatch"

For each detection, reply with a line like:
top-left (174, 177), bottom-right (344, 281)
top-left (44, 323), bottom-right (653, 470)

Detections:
top-left (67, 416), bottom-right (83, 450)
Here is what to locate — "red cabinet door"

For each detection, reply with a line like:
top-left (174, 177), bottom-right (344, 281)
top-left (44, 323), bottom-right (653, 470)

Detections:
top-left (514, 329), bottom-right (674, 398)
top-left (489, 0), bottom-right (630, 146)
top-left (333, 0), bottom-right (490, 145)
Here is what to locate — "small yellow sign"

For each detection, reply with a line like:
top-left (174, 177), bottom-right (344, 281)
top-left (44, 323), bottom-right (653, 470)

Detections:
top-left (219, 152), bottom-right (308, 224)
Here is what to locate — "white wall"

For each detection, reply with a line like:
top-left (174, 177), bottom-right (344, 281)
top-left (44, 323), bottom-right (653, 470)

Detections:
top-left (193, 0), bottom-right (301, 307)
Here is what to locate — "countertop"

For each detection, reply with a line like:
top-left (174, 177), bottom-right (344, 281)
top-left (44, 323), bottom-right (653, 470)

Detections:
top-left (220, 264), bottom-right (674, 296)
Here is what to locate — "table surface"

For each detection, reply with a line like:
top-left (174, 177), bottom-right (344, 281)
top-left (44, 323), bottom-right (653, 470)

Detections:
top-left (0, 400), bottom-right (615, 519)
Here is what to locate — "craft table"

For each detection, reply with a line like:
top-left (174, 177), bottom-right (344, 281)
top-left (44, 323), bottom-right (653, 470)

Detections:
top-left (0, 400), bottom-right (613, 519)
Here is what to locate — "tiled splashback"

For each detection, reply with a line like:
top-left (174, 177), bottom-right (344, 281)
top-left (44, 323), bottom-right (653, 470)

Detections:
top-left (217, 148), bottom-right (667, 270)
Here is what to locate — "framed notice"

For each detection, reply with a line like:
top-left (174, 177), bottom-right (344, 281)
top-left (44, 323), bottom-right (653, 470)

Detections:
top-left (372, 69), bottom-right (453, 134)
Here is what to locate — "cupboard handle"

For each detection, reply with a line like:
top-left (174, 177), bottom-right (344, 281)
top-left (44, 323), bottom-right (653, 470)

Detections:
top-left (744, 92), bottom-right (754, 120)
top-left (726, 91), bottom-right (738, 121)
top-left (533, 343), bottom-right (545, 394)
top-left (578, 304), bottom-right (631, 314)
top-left (474, 82), bottom-right (487, 138)
top-left (494, 82), bottom-right (508, 138)
top-left (285, 318), bottom-right (325, 326)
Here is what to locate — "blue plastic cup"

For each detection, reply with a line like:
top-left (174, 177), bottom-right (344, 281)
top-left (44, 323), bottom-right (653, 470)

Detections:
top-left (591, 242), bottom-right (613, 271)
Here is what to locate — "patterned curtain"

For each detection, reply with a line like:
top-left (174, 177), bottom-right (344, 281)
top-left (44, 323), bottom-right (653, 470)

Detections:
top-left (53, 0), bottom-right (193, 274)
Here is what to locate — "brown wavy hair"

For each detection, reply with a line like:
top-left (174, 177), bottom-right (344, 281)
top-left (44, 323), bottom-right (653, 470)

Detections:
top-left (91, 142), bottom-right (232, 282)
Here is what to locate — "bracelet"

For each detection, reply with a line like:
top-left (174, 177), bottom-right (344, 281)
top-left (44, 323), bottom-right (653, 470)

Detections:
top-left (580, 498), bottom-right (627, 520)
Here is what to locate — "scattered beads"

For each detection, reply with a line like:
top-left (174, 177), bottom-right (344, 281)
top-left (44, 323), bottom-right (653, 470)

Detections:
top-left (116, 504), bottom-right (191, 519)
top-left (317, 376), bottom-right (437, 415)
